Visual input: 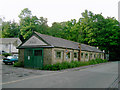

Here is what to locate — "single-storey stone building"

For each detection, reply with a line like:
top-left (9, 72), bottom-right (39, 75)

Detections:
top-left (17, 32), bottom-right (104, 68)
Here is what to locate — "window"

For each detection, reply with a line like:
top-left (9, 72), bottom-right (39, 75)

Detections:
top-left (56, 51), bottom-right (61, 58)
top-left (85, 53), bottom-right (88, 59)
top-left (81, 53), bottom-right (83, 58)
top-left (99, 54), bottom-right (101, 58)
top-left (67, 52), bottom-right (70, 58)
top-left (34, 50), bottom-right (42, 56)
top-left (94, 54), bottom-right (96, 58)
top-left (101, 54), bottom-right (103, 58)
top-left (97, 54), bottom-right (99, 58)
top-left (74, 52), bottom-right (78, 58)
top-left (27, 50), bottom-right (33, 56)
top-left (66, 52), bottom-right (70, 59)
top-left (90, 53), bottom-right (92, 58)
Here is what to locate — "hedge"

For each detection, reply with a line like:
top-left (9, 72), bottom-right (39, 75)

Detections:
top-left (41, 59), bottom-right (108, 71)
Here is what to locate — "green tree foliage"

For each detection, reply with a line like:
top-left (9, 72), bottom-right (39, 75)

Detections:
top-left (18, 8), bottom-right (35, 40)
top-left (48, 22), bottom-right (66, 38)
top-left (18, 8), bottom-right (49, 40)
top-left (35, 17), bottom-right (49, 34)
top-left (48, 10), bottom-right (120, 60)
top-left (2, 8), bottom-right (120, 60)
top-left (2, 21), bottom-right (19, 38)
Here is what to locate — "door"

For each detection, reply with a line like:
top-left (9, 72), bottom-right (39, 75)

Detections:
top-left (24, 49), bottom-right (34, 68)
top-left (24, 48), bottom-right (43, 68)
top-left (34, 49), bottom-right (43, 68)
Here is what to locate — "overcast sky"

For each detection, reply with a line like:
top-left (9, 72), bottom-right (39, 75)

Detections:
top-left (0, 0), bottom-right (119, 26)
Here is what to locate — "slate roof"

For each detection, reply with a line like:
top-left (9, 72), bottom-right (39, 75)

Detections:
top-left (17, 32), bottom-right (103, 53)
top-left (0, 38), bottom-right (20, 44)
top-left (34, 32), bottom-right (103, 53)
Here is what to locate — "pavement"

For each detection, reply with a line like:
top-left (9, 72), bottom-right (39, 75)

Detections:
top-left (1, 61), bottom-right (119, 88)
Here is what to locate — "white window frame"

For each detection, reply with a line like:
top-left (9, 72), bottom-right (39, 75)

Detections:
top-left (55, 51), bottom-right (62, 59)
top-left (74, 52), bottom-right (78, 58)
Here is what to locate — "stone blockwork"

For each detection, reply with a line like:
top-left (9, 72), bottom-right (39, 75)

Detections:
top-left (51, 48), bottom-right (79, 64)
top-left (43, 48), bottom-right (52, 65)
top-left (18, 48), bottom-right (104, 66)
top-left (18, 49), bottom-right (24, 63)
top-left (81, 51), bottom-right (104, 62)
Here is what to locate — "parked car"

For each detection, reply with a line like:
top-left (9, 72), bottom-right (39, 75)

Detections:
top-left (3, 54), bottom-right (18, 65)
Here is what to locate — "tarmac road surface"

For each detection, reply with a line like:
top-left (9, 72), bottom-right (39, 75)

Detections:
top-left (2, 61), bottom-right (119, 88)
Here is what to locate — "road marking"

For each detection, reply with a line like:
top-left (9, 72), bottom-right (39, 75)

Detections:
top-left (1, 71), bottom-right (68, 85)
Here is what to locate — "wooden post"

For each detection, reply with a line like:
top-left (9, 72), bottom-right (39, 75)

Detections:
top-left (78, 43), bottom-right (81, 61)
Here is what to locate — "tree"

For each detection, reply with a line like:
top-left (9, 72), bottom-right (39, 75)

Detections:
top-left (18, 8), bottom-right (49, 40)
top-left (18, 8), bottom-right (32, 19)
top-left (36, 17), bottom-right (49, 34)
top-left (2, 21), bottom-right (19, 38)
top-left (77, 10), bottom-right (120, 60)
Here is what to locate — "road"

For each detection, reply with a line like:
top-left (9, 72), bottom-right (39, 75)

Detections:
top-left (0, 56), bottom-right (2, 90)
top-left (2, 61), bottom-right (118, 88)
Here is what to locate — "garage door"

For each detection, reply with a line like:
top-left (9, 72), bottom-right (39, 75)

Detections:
top-left (24, 48), bottom-right (43, 68)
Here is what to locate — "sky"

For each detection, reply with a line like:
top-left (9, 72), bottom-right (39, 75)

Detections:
top-left (0, 0), bottom-right (119, 26)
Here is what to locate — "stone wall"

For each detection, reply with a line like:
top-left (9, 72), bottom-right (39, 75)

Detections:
top-left (18, 49), bottom-right (24, 63)
top-left (81, 51), bottom-right (104, 61)
top-left (51, 48), bottom-right (79, 64)
top-left (18, 48), bottom-right (105, 66)
top-left (43, 48), bottom-right (52, 65)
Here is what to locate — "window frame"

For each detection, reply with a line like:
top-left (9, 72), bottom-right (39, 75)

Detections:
top-left (85, 53), bottom-right (88, 59)
top-left (90, 53), bottom-right (92, 58)
top-left (55, 51), bottom-right (62, 59)
top-left (94, 54), bottom-right (96, 58)
top-left (67, 52), bottom-right (70, 59)
top-left (34, 50), bottom-right (42, 56)
top-left (81, 53), bottom-right (84, 58)
top-left (74, 52), bottom-right (78, 58)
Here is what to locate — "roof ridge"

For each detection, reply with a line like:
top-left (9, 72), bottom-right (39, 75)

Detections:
top-left (33, 31), bottom-right (103, 52)
top-left (34, 31), bottom-right (80, 44)
top-left (81, 43), bottom-right (98, 49)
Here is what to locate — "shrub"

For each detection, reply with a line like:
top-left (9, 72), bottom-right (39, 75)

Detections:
top-left (103, 59), bottom-right (108, 62)
top-left (13, 61), bottom-right (24, 67)
top-left (42, 59), bottom-right (108, 71)
top-left (95, 58), bottom-right (102, 63)
top-left (88, 60), bottom-right (96, 65)
top-left (2, 53), bottom-right (11, 57)
top-left (71, 61), bottom-right (80, 67)
top-left (61, 61), bottom-right (69, 69)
